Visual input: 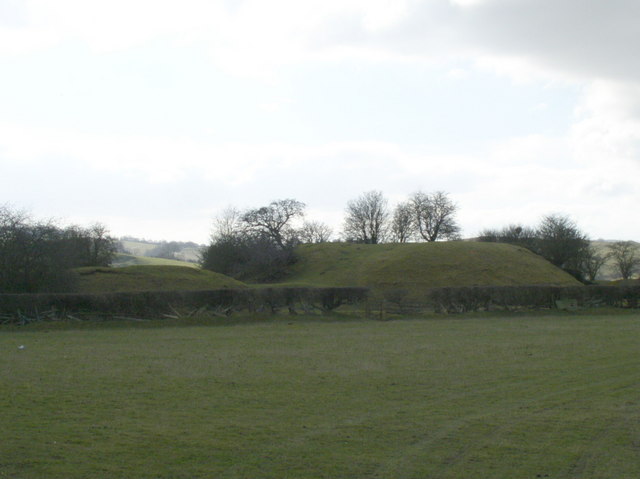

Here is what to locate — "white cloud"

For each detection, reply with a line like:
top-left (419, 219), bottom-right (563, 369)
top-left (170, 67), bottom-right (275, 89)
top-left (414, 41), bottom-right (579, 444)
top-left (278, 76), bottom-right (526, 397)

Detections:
top-left (446, 68), bottom-right (468, 80)
top-left (2, 117), bottom-right (640, 241)
top-left (570, 80), bottom-right (640, 165)
top-left (2, 0), bottom-right (640, 241)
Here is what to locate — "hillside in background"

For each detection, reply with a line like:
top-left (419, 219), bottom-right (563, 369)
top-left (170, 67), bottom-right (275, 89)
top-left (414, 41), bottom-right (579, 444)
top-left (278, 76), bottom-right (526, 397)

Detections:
top-left (75, 265), bottom-right (246, 293)
top-left (282, 242), bottom-right (581, 298)
top-left (119, 238), bottom-right (203, 264)
top-left (112, 253), bottom-right (199, 268)
top-left (590, 240), bottom-right (640, 281)
top-left (81, 241), bottom-right (585, 296)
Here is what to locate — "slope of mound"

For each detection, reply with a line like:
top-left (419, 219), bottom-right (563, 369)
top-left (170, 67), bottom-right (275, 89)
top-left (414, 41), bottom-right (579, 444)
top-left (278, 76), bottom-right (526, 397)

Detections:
top-left (286, 242), bottom-right (581, 296)
top-left (75, 265), bottom-right (246, 293)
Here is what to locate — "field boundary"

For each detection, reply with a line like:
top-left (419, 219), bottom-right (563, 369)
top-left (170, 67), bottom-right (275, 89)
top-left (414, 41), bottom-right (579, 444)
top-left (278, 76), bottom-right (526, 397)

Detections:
top-left (0, 287), bottom-right (368, 324)
top-left (2, 284), bottom-right (640, 324)
top-left (382, 284), bottom-right (640, 314)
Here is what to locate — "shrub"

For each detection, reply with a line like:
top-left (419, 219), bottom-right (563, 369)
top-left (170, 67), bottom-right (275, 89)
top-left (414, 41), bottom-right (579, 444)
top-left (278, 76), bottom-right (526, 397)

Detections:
top-left (426, 284), bottom-right (640, 313)
top-left (0, 287), bottom-right (370, 322)
top-left (201, 234), bottom-right (297, 282)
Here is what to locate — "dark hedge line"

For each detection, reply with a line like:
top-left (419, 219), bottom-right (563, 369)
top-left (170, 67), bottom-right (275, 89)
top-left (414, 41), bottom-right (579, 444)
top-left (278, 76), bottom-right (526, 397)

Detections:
top-left (3, 284), bottom-right (638, 323)
top-left (426, 284), bottom-right (640, 313)
top-left (0, 287), bottom-right (369, 322)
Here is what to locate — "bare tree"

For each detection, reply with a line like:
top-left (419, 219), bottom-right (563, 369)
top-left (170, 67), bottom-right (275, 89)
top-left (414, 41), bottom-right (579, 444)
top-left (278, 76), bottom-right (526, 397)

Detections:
top-left (343, 190), bottom-right (389, 244)
top-left (389, 201), bottom-right (414, 243)
top-left (61, 223), bottom-right (117, 267)
top-left (536, 214), bottom-right (589, 273)
top-left (0, 206), bottom-right (116, 292)
top-left (478, 215), bottom-right (592, 281)
top-left (86, 223), bottom-right (117, 266)
top-left (607, 241), bottom-right (640, 280)
top-left (299, 221), bottom-right (333, 244)
top-left (580, 245), bottom-right (609, 282)
top-left (211, 206), bottom-right (243, 242)
top-left (410, 191), bottom-right (460, 242)
top-left (202, 199), bottom-right (305, 282)
top-left (242, 199), bottom-right (306, 248)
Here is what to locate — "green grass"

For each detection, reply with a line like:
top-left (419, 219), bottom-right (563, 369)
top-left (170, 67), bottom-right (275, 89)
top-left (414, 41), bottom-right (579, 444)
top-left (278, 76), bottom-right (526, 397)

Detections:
top-left (112, 253), bottom-right (200, 268)
top-left (283, 242), bottom-right (580, 298)
top-left (74, 265), bottom-right (246, 293)
top-left (88, 243), bottom-right (579, 296)
top-left (2, 312), bottom-right (640, 478)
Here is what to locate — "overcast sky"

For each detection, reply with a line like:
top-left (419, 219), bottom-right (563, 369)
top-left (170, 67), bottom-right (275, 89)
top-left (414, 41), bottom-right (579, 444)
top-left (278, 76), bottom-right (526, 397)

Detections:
top-left (1, 0), bottom-right (639, 243)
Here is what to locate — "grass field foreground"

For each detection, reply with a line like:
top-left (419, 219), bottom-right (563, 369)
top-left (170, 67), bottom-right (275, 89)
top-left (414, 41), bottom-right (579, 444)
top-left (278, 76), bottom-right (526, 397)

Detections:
top-left (2, 313), bottom-right (640, 478)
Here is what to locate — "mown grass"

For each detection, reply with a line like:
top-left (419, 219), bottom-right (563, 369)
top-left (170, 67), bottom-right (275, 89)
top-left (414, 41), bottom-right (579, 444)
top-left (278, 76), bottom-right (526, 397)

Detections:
top-left (285, 242), bottom-right (580, 299)
top-left (2, 312), bottom-right (640, 478)
top-left (74, 265), bottom-right (246, 293)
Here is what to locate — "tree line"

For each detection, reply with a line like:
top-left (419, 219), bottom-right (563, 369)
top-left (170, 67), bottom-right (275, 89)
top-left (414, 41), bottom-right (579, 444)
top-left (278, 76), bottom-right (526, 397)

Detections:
top-left (0, 206), bottom-right (117, 293)
top-left (478, 216), bottom-right (640, 282)
top-left (201, 191), bottom-right (639, 284)
top-left (344, 190), bottom-right (461, 244)
top-left (2, 190), bottom-right (638, 293)
top-left (200, 190), bottom-right (462, 281)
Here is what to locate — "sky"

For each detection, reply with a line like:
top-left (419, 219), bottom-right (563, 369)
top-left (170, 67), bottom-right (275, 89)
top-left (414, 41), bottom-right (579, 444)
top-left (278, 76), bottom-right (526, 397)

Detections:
top-left (1, 0), bottom-right (639, 243)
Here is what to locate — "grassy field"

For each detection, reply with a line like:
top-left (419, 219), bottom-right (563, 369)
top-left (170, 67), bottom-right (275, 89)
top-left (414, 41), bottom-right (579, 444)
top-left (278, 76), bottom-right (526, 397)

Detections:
top-left (74, 265), bottom-right (246, 293)
top-left (2, 311), bottom-right (639, 478)
top-left (112, 253), bottom-right (200, 268)
top-left (70, 242), bottom-right (582, 295)
top-left (285, 242), bottom-right (580, 299)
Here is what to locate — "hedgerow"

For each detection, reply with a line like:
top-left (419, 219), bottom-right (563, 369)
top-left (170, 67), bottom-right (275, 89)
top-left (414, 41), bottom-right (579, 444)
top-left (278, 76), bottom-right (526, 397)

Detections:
top-left (0, 287), bottom-right (369, 323)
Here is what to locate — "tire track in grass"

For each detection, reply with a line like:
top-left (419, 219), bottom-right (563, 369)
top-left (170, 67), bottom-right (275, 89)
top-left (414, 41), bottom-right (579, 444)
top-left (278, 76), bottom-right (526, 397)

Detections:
top-left (372, 363), bottom-right (640, 479)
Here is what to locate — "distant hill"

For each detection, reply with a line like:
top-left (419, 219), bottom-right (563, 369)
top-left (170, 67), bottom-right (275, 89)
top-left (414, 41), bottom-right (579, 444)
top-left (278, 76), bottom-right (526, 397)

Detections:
top-left (282, 242), bottom-right (581, 299)
top-left (112, 253), bottom-right (199, 268)
top-left (75, 265), bottom-right (245, 293)
top-left (590, 240), bottom-right (639, 281)
top-left (119, 238), bottom-right (203, 264)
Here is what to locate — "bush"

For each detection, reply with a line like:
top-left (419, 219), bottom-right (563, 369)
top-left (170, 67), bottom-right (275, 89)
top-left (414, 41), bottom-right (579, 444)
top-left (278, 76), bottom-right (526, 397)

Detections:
top-left (426, 284), bottom-right (640, 313)
top-left (478, 215), bottom-right (590, 282)
top-left (0, 207), bottom-right (117, 293)
top-left (201, 234), bottom-right (297, 282)
top-left (0, 287), bottom-right (370, 323)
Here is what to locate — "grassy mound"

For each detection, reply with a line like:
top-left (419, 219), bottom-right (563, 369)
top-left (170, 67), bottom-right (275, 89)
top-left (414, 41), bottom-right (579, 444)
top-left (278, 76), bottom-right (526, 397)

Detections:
top-left (75, 265), bottom-right (246, 293)
top-left (285, 242), bottom-right (581, 297)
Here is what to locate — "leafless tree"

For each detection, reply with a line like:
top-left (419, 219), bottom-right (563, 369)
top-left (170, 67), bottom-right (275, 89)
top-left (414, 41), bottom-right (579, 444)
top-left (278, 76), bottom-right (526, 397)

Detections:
top-left (536, 214), bottom-right (589, 272)
top-left (478, 214), bottom-right (592, 281)
top-left (343, 190), bottom-right (389, 244)
top-left (61, 223), bottom-right (117, 267)
top-left (607, 241), bottom-right (640, 280)
top-left (202, 199), bottom-right (305, 281)
top-left (299, 221), bottom-right (333, 244)
top-left (410, 191), bottom-right (460, 242)
top-left (86, 223), bottom-right (117, 266)
top-left (389, 201), bottom-right (415, 243)
top-left (580, 245), bottom-right (609, 282)
top-left (242, 199), bottom-right (306, 248)
top-left (0, 206), bottom-right (115, 292)
top-left (211, 206), bottom-right (243, 242)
